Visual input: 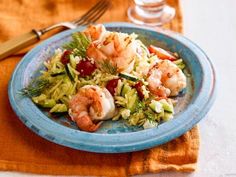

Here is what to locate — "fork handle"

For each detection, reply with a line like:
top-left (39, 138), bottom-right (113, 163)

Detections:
top-left (0, 30), bottom-right (41, 61)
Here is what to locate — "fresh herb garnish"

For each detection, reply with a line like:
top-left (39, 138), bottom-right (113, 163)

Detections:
top-left (63, 32), bottom-right (91, 58)
top-left (21, 77), bottom-right (49, 97)
top-left (100, 60), bottom-right (118, 75)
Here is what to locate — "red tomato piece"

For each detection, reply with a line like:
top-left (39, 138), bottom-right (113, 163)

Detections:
top-left (106, 78), bottom-right (120, 96)
top-left (76, 58), bottom-right (96, 77)
top-left (148, 45), bottom-right (177, 61)
top-left (61, 50), bottom-right (72, 65)
top-left (134, 82), bottom-right (144, 100)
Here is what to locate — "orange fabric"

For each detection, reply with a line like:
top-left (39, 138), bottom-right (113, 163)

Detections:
top-left (0, 0), bottom-right (199, 176)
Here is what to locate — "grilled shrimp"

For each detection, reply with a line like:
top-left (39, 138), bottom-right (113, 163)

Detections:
top-left (147, 68), bottom-right (171, 97)
top-left (69, 85), bottom-right (116, 132)
top-left (147, 60), bottom-right (187, 97)
top-left (85, 24), bottom-right (141, 73)
top-left (83, 24), bottom-right (107, 43)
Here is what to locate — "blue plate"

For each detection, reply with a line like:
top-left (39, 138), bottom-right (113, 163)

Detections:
top-left (8, 22), bottom-right (216, 153)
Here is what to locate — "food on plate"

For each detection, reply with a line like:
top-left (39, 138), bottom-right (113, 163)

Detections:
top-left (22, 24), bottom-right (187, 132)
top-left (69, 85), bottom-right (116, 132)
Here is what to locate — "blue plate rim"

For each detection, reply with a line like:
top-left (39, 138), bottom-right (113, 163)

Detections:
top-left (8, 22), bottom-right (217, 153)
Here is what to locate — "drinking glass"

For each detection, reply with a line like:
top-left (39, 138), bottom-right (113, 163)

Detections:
top-left (127, 0), bottom-right (175, 26)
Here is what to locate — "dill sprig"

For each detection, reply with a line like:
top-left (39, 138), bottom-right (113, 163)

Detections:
top-left (21, 77), bottom-right (50, 97)
top-left (100, 60), bottom-right (118, 75)
top-left (63, 32), bottom-right (91, 58)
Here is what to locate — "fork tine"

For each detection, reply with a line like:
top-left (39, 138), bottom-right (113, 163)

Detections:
top-left (72, 0), bottom-right (105, 23)
top-left (90, 3), bottom-right (111, 23)
top-left (81, 3), bottom-right (111, 26)
top-left (73, 0), bottom-right (109, 25)
top-left (78, 1), bottom-right (110, 26)
top-left (76, 0), bottom-right (110, 26)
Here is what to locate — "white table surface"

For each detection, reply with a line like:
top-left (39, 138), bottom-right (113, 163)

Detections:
top-left (1, 0), bottom-right (236, 176)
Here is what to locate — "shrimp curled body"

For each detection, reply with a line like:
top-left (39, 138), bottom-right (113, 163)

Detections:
top-left (69, 85), bottom-right (116, 132)
top-left (147, 60), bottom-right (187, 97)
top-left (84, 24), bottom-right (141, 73)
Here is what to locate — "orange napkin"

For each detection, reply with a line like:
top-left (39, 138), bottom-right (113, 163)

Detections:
top-left (0, 0), bottom-right (199, 176)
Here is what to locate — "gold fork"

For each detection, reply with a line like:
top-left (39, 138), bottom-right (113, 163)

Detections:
top-left (0, 0), bottom-right (110, 61)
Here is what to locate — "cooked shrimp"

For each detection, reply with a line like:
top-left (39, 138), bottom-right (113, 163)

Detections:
top-left (69, 85), bottom-right (116, 132)
top-left (147, 60), bottom-right (187, 97)
top-left (83, 24), bottom-right (107, 43)
top-left (147, 68), bottom-right (171, 97)
top-left (85, 25), bottom-right (141, 73)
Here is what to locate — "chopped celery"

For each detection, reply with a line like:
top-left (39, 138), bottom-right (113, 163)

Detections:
top-left (121, 84), bottom-right (131, 97)
top-left (126, 89), bottom-right (139, 113)
top-left (41, 99), bottom-right (56, 108)
top-left (65, 64), bottom-right (75, 81)
top-left (32, 94), bottom-right (47, 104)
top-left (119, 73), bottom-right (139, 82)
top-left (149, 100), bottom-right (163, 113)
top-left (69, 54), bottom-right (77, 69)
top-left (159, 99), bottom-right (174, 113)
top-left (50, 104), bottom-right (68, 113)
top-left (163, 112), bottom-right (174, 121)
top-left (32, 94), bottom-right (56, 108)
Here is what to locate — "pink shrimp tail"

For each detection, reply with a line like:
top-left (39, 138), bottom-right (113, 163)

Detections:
top-left (75, 115), bottom-right (103, 132)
